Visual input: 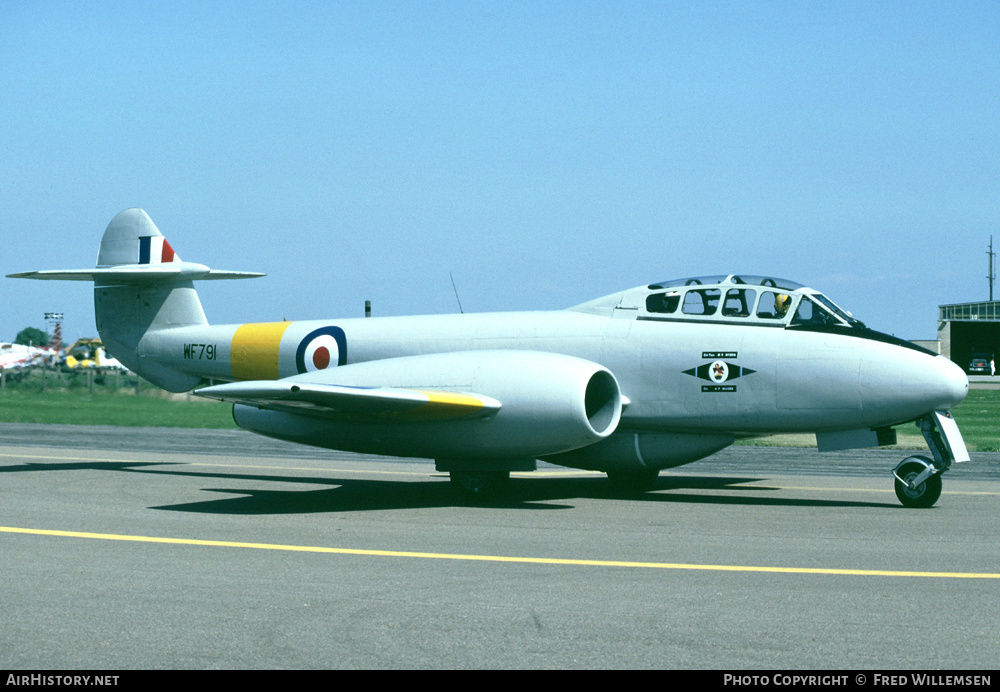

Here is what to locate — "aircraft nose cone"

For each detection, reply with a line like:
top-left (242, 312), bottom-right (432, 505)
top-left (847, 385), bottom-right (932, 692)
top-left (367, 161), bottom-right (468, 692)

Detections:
top-left (861, 347), bottom-right (969, 426)
top-left (934, 355), bottom-right (969, 411)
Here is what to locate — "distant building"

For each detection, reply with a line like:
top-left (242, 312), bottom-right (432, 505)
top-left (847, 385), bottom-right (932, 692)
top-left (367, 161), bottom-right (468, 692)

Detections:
top-left (910, 340), bottom-right (941, 355)
top-left (938, 301), bottom-right (1000, 373)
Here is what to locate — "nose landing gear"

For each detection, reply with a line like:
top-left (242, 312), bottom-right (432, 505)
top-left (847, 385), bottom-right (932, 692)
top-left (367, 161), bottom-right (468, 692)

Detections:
top-left (893, 456), bottom-right (943, 508)
top-left (892, 411), bottom-right (969, 508)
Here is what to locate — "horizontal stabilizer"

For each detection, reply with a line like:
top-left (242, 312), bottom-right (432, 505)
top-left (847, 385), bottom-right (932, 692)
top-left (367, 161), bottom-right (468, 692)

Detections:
top-left (7, 209), bottom-right (263, 284)
top-left (195, 380), bottom-right (502, 422)
top-left (8, 265), bottom-right (264, 283)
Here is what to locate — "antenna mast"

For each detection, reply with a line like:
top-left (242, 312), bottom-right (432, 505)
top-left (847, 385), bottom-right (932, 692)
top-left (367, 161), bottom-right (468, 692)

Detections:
top-left (989, 235), bottom-right (996, 302)
top-left (449, 272), bottom-right (464, 314)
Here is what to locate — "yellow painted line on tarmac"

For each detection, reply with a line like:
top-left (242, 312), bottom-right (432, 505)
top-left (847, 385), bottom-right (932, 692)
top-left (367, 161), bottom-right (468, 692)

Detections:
top-left (0, 452), bottom-right (150, 463)
top-left (0, 452), bottom-right (433, 478)
top-left (0, 452), bottom-right (601, 480)
top-left (2, 526), bottom-right (999, 579)
top-left (5, 452), bottom-right (996, 492)
top-left (185, 462), bottom-right (429, 478)
top-left (760, 484), bottom-right (999, 497)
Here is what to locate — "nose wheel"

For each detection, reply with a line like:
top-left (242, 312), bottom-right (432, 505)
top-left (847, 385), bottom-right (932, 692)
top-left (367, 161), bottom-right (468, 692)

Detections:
top-left (889, 411), bottom-right (969, 508)
top-left (893, 456), bottom-right (943, 509)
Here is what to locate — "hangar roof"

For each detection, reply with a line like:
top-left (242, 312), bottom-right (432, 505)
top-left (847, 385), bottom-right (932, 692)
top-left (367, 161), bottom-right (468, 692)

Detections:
top-left (939, 301), bottom-right (1000, 322)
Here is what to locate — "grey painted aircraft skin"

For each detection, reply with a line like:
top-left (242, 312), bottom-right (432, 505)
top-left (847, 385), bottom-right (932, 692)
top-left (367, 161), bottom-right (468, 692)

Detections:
top-left (10, 209), bottom-right (970, 506)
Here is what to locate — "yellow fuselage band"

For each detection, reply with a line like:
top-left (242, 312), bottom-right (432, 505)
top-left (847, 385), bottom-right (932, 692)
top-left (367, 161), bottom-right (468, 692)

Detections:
top-left (230, 322), bottom-right (292, 381)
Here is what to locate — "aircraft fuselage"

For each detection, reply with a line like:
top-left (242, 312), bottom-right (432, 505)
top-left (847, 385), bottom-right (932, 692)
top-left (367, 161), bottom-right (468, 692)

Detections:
top-left (140, 308), bottom-right (965, 438)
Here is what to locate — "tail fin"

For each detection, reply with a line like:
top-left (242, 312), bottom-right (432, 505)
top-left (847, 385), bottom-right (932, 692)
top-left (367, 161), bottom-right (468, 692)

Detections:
top-left (9, 208), bottom-right (263, 391)
top-left (98, 207), bottom-right (182, 268)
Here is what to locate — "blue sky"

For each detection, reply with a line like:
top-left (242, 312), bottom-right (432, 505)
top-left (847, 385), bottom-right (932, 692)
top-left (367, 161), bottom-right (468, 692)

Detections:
top-left (3, 1), bottom-right (998, 345)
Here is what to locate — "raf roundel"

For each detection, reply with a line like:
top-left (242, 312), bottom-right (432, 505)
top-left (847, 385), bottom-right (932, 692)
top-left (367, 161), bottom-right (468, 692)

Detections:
top-left (295, 326), bottom-right (348, 374)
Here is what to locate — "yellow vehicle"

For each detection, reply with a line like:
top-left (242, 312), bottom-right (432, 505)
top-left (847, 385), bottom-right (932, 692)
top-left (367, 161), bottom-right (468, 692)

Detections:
top-left (63, 338), bottom-right (126, 370)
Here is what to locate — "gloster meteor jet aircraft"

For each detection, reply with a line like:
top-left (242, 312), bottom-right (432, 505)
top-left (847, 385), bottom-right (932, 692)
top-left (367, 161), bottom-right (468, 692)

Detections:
top-left (10, 209), bottom-right (971, 507)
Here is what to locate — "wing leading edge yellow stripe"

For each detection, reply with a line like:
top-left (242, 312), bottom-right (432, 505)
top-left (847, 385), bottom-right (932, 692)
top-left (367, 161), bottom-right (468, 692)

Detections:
top-left (392, 390), bottom-right (498, 421)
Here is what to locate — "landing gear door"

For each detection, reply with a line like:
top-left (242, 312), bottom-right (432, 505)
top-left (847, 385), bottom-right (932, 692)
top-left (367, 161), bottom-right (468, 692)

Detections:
top-left (933, 410), bottom-right (970, 463)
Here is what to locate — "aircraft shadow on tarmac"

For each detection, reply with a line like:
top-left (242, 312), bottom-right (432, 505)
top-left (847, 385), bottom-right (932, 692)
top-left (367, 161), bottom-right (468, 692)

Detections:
top-left (1, 460), bottom-right (899, 513)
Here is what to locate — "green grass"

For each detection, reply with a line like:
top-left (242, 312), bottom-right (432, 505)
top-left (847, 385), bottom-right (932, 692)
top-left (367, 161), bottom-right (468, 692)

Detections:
top-left (0, 368), bottom-right (235, 428)
top-left (0, 389), bottom-right (236, 427)
top-left (950, 389), bottom-right (1000, 452)
top-left (738, 389), bottom-right (1000, 452)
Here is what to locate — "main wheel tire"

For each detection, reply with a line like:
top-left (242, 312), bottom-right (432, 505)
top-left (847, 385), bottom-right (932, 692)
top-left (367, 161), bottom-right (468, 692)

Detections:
top-left (449, 471), bottom-right (510, 496)
top-left (606, 468), bottom-right (660, 493)
top-left (894, 458), bottom-right (942, 508)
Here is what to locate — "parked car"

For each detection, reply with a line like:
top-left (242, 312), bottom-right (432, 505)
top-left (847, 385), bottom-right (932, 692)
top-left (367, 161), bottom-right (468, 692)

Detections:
top-left (967, 353), bottom-right (994, 375)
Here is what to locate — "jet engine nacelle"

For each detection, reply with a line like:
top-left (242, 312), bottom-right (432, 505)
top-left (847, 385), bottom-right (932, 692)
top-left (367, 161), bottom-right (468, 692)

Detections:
top-left (232, 350), bottom-right (623, 461)
top-left (543, 430), bottom-right (736, 472)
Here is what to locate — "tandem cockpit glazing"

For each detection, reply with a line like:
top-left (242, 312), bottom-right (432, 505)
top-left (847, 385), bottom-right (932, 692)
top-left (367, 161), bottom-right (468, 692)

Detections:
top-left (642, 274), bottom-right (865, 329)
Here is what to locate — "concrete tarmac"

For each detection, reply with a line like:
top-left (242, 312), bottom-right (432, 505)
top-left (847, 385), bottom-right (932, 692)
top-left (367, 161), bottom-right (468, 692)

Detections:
top-left (1, 424), bottom-right (997, 669)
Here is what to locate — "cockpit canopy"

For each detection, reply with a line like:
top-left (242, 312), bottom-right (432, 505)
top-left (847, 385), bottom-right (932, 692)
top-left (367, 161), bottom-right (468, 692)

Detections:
top-left (648, 274), bottom-right (805, 291)
top-left (640, 274), bottom-right (863, 328)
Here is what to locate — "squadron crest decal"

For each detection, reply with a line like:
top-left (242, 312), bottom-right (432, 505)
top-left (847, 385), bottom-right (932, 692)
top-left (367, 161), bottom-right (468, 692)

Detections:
top-left (684, 351), bottom-right (755, 392)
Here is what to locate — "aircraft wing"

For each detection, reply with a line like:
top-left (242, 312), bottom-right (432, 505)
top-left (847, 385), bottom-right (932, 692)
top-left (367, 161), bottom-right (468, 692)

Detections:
top-left (195, 380), bottom-right (502, 422)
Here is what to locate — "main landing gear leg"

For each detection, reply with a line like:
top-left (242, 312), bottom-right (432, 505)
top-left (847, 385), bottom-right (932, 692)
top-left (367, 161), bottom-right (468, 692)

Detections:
top-left (892, 412), bottom-right (965, 508)
top-left (437, 457), bottom-right (534, 499)
top-left (606, 468), bottom-right (660, 493)
top-left (448, 471), bottom-right (510, 496)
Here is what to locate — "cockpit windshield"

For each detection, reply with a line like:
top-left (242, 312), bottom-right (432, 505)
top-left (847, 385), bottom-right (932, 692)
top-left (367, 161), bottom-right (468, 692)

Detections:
top-left (812, 294), bottom-right (863, 327)
top-left (791, 296), bottom-right (843, 326)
